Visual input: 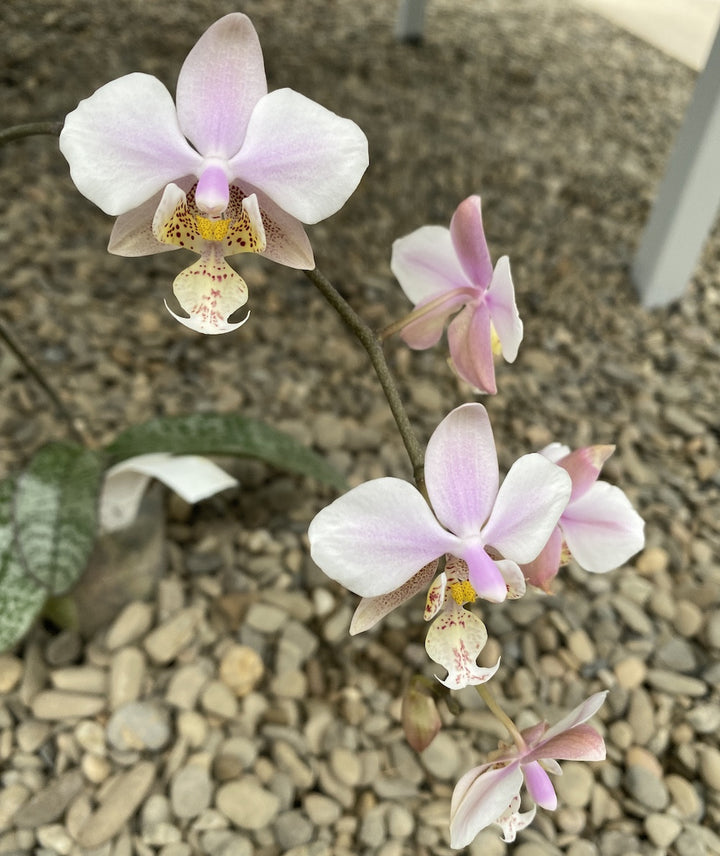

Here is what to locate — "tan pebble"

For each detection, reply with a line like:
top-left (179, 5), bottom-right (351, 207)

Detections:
top-left (554, 761), bottom-right (595, 807)
top-left (165, 663), bottom-right (211, 709)
top-left (74, 720), bottom-right (106, 755)
top-left (626, 746), bottom-right (664, 778)
top-left (699, 745), bottom-right (720, 790)
top-left (144, 608), bottom-right (201, 664)
top-left (201, 681), bottom-right (238, 719)
top-left (105, 601), bottom-right (154, 649)
top-left (645, 813), bottom-right (682, 848)
top-left (76, 761), bottom-right (155, 848)
top-left (0, 655), bottom-right (23, 693)
top-left (81, 752), bottom-right (112, 783)
top-left (567, 629), bottom-right (595, 664)
top-left (665, 774), bottom-right (703, 821)
top-left (177, 710), bottom-right (208, 747)
top-left (614, 656), bottom-right (647, 690)
top-left (673, 600), bottom-right (704, 637)
top-left (636, 547), bottom-right (669, 575)
top-left (649, 589), bottom-right (676, 620)
top-left (109, 647), bottom-right (146, 709)
top-left (15, 721), bottom-right (51, 753)
top-left (31, 691), bottom-right (105, 720)
top-left (51, 666), bottom-right (107, 695)
top-left (36, 823), bottom-right (73, 855)
top-left (0, 783), bottom-right (30, 830)
top-left (609, 721), bottom-right (634, 750)
top-left (219, 645), bottom-right (264, 697)
top-left (65, 796), bottom-right (92, 846)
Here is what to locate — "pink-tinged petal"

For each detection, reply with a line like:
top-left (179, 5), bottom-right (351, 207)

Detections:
top-left (229, 88), bottom-right (368, 224)
top-left (539, 442), bottom-right (571, 464)
top-left (195, 162), bottom-right (230, 216)
top-left (391, 226), bottom-right (472, 304)
top-left (482, 454), bottom-right (572, 564)
top-left (450, 763), bottom-right (524, 849)
top-left (425, 601), bottom-right (498, 690)
top-left (523, 761), bottom-right (557, 810)
top-left (495, 559), bottom-right (526, 599)
top-left (558, 445), bottom-right (615, 501)
top-left (486, 256), bottom-right (523, 362)
top-left (176, 13), bottom-right (267, 158)
top-left (497, 795), bottom-right (536, 843)
top-left (424, 570), bottom-right (449, 621)
top-left (449, 195), bottom-right (493, 288)
top-left (561, 482), bottom-right (645, 573)
top-left (447, 301), bottom-right (497, 394)
top-left (531, 724), bottom-right (606, 763)
top-left (400, 288), bottom-right (471, 350)
top-left (236, 181), bottom-right (314, 269)
top-left (308, 478), bottom-right (459, 598)
top-left (167, 245), bottom-right (250, 335)
top-left (350, 560), bottom-right (438, 635)
top-left (460, 541), bottom-right (508, 603)
top-left (60, 73), bottom-right (203, 216)
top-left (521, 526), bottom-right (563, 592)
top-left (539, 692), bottom-right (608, 744)
top-left (424, 403), bottom-right (499, 538)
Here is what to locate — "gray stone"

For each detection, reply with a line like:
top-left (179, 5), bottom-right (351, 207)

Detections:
top-left (215, 779), bottom-right (280, 830)
top-left (107, 701), bottom-right (171, 751)
top-left (624, 765), bottom-right (669, 811)
top-left (170, 765), bottom-right (213, 819)
top-left (273, 810), bottom-right (314, 849)
top-left (13, 770), bottom-right (84, 828)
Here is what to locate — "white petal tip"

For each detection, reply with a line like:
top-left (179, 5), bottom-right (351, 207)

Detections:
top-left (164, 300), bottom-right (250, 334)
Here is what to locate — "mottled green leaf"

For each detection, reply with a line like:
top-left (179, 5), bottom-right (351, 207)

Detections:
top-left (13, 443), bottom-right (104, 595)
top-left (106, 413), bottom-right (346, 490)
top-left (0, 478), bottom-right (46, 651)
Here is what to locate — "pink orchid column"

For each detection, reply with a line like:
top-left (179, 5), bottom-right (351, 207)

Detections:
top-left (391, 196), bottom-right (523, 393)
top-left (60, 13), bottom-right (368, 333)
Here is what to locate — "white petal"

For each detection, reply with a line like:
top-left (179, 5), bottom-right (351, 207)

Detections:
top-left (391, 226), bottom-right (472, 304)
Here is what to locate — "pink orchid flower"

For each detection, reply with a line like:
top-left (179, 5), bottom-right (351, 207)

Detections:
top-left (450, 691), bottom-right (607, 848)
top-left (390, 195), bottom-right (522, 393)
top-left (523, 444), bottom-right (645, 591)
top-left (60, 13), bottom-right (368, 334)
top-left (308, 403), bottom-right (571, 609)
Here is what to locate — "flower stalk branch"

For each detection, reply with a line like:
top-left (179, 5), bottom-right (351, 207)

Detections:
top-left (0, 121), bottom-right (64, 147)
top-left (476, 684), bottom-right (526, 750)
top-left (0, 317), bottom-right (89, 447)
top-left (304, 266), bottom-right (426, 494)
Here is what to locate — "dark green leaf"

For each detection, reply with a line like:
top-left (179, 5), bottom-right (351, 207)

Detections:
top-left (0, 478), bottom-right (47, 651)
top-left (106, 413), bottom-right (346, 490)
top-left (13, 443), bottom-right (104, 595)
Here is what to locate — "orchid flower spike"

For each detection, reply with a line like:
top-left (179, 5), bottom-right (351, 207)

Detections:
top-left (390, 195), bottom-right (523, 393)
top-left (522, 443), bottom-right (645, 591)
top-left (60, 13), bottom-right (369, 333)
top-left (450, 691), bottom-right (608, 848)
top-left (309, 402), bottom-right (571, 610)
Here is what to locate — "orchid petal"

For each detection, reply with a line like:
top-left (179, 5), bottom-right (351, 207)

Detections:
top-left (531, 724), bottom-right (607, 763)
top-left (523, 761), bottom-right (557, 810)
top-left (449, 763), bottom-right (524, 849)
top-left (424, 403), bottom-right (499, 538)
top-left (449, 195), bottom-right (493, 287)
top-left (391, 226), bottom-right (472, 304)
top-left (424, 570), bottom-right (449, 621)
top-left (400, 289), bottom-right (470, 350)
top-left (561, 482), bottom-right (645, 572)
top-left (425, 601), bottom-right (498, 690)
top-left (308, 478), bottom-right (459, 598)
top-left (60, 73), bottom-right (203, 216)
top-left (229, 88), bottom-right (368, 224)
top-left (241, 182), bottom-right (314, 269)
top-left (558, 445), bottom-right (615, 501)
top-left (497, 795), bottom-right (536, 843)
top-left (521, 526), bottom-right (563, 592)
top-left (540, 692), bottom-right (608, 744)
top-left (496, 559), bottom-right (526, 599)
top-left (176, 13), bottom-right (267, 158)
top-left (350, 560), bottom-right (438, 635)
top-left (447, 300), bottom-right (497, 393)
top-left (486, 256), bottom-right (523, 363)
top-left (195, 163), bottom-right (231, 216)
top-left (482, 454), bottom-right (571, 564)
top-left (539, 443), bottom-right (571, 464)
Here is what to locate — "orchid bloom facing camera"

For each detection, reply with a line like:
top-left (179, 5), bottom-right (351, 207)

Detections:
top-left (390, 196), bottom-right (522, 393)
top-left (449, 691), bottom-right (607, 848)
top-left (309, 402), bottom-right (571, 620)
top-left (522, 443), bottom-right (645, 591)
top-left (60, 13), bottom-right (368, 333)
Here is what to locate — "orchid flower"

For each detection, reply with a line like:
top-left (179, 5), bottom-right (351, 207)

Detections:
top-left (390, 196), bottom-right (522, 393)
top-left (308, 403), bottom-right (571, 610)
top-left (60, 13), bottom-right (368, 333)
top-left (449, 691), bottom-right (608, 848)
top-left (522, 444), bottom-right (645, 591)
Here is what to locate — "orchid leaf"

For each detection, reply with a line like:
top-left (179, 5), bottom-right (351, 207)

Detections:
top-left (105, 413), bottom-right (346, 490)
top-left (13, 443), bottom-right (104, 595)
top-left (0, 478), bottom-right (47, 650)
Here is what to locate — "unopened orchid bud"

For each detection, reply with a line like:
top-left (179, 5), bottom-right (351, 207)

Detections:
top-left (402, 678), bottom-right (442, 752)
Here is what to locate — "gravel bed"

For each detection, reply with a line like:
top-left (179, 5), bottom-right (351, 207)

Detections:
top-left (1, 0), bottom-right (719, 854)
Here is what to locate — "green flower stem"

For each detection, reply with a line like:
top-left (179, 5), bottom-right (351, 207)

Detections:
top-left (0, 317), bottom-right (89, 447)
top-left (476, 684), bottom-right (526, 750)
top-left (304, 267), bottom-right (426, 495)
top-left (0, 121), bottom-right (63, 147)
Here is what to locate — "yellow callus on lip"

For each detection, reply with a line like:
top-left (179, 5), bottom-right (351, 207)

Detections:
top-left (449, 580), bottom-right (477, 605)
top-left (196, 216), bottom-right (231, 242)
top-left (490, 322), bottom-right (502, 356)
